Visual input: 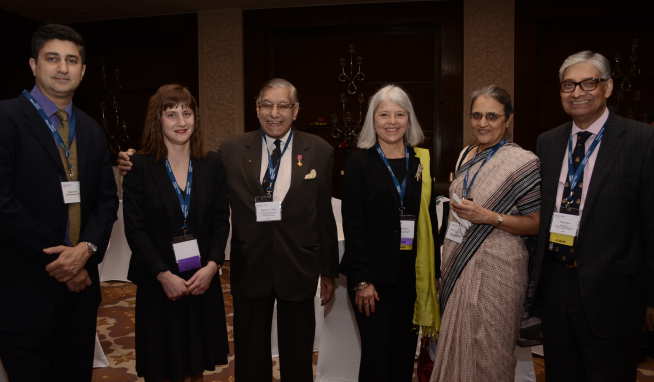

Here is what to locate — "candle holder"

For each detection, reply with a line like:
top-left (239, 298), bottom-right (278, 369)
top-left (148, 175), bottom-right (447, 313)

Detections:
top-left (332, 44), bottom-right (366, 149)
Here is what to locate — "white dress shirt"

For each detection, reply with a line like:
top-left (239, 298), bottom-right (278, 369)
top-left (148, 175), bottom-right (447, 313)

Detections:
top-left (259, 129), bottom-right (293, 202)
top-left (554, 107), bottom-right (609, 214)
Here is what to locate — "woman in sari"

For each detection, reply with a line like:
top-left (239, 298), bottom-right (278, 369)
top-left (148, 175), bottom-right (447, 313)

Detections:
top-left (431, 85), bottom-right (540, 382)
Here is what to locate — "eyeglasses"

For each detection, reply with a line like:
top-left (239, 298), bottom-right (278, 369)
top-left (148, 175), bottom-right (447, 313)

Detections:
top-left (560, 78), bottom-right (608, 93)
top-left (258, 102), bottom-right (296, 113)
top-left (470, 112), bottom-right (504, 122)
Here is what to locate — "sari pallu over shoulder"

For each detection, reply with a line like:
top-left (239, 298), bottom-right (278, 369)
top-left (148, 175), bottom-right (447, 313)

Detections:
top-left (439, 144), bottom-right (540, 314)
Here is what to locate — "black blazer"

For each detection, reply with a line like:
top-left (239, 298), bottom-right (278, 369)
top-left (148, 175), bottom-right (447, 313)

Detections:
top-left (123, 153), bottom-right (229, 285)
top-left (0, 95), bottom-right (118, 333)
top-left (219, 130), bottom-right (339, 301)
top-left (535, 112), bottom-right (654, 338)
top-left (339, 147), bottom-right (422, 287)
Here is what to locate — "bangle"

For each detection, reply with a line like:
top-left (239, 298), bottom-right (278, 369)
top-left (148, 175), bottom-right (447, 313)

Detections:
top-left (354, 281), bottom-right (369, 291)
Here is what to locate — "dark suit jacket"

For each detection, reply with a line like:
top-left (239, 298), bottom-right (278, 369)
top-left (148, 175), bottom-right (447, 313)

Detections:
top-left (339, 147), bottom-right (422, 287)
top-left (123, 153), bottom-right (229, 285)
top-left (0, 95), bottom-right (118, 334)
top-left (535, 112), bottom-right (654, 338)
top-left (219, 130), bottom-right (338, 301)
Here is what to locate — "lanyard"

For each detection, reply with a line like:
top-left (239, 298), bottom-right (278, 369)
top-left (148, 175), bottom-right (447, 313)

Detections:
top-left (22, 90), bottom-right (77, 178)
top-left (563, 126), bottom-right (605, 206)
top-left (462, 140), bottom-right (505, 199)
top-left (262, 130), bottom-right (293, 194)
top-left (164, 159), bottom-right (193, 230)
top-left (375, 144), bottom-right (410, 212)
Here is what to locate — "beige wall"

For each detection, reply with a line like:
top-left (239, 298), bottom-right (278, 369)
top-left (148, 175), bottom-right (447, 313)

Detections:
top-left (462, 0), bottom-right (515, 145)
top-left (198, 9), bottom-right (245, 150)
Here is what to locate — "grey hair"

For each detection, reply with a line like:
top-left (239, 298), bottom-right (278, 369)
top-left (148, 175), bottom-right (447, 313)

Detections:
top-left (470, 85), bottom-right (514, 117)
top-left (559, 50), bottom-right (611, 81)
top-left (256, 78), bottom-right (299, 104)
top-left (357, 84), bottom-right (424, 149)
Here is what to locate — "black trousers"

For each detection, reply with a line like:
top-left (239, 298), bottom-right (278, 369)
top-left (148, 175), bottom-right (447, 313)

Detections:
top-left (542, 263), bottom-right (640, 382)
top-left (349, 256), bottom-right (418, 382)
top-left (0, 287), bottom-right (98, 382)
top-left (233, 294), bottom-right (315, 382)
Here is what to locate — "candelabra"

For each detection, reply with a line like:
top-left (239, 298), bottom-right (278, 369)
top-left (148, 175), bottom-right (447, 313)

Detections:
top-left (332, 44), bottom-right (366, 148)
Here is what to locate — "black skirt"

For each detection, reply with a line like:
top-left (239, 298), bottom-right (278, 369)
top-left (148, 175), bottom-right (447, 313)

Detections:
top-left (134, 276), bottom-right (229, 381)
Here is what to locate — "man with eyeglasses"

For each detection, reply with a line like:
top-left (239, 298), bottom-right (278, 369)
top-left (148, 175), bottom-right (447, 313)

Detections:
top-left (533, 50), bottom-right (654, 381)
top-left (118, 78), bottom-right (338, 381)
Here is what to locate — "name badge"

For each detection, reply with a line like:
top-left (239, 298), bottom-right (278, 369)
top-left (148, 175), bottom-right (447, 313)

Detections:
top-left (172, 234), bottom-right (201, 272)
top-left (445, 220), bottom-right (466, 244)
top-left (445, 210), bottom-right (471, 244)
top-left (400, 215), bottom-right (416, 251)
top-left (549, 212), bottom-right (580, 247)
top-left (61, 181), bottom-right (81, 204)
top-left (255, 195), bottom-right (282, 222)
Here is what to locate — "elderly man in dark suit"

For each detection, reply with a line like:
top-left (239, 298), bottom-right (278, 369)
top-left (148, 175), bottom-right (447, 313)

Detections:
top-left (0, 24), bottom-right (118, 381)
top-left (535, 50), bottom-right (654, 382)
top-left (119, 78), bottom-right (339, 381)
top-left (220, 78), bottom-right (338, 382)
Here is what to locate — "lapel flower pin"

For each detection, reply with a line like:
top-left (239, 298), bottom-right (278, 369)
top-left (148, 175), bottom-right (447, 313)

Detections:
top-left (297, 154), bottom-right (303, 167)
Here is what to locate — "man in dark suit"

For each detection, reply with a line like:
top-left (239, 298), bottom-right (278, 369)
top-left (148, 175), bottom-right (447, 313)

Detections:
top-left (0, 24), bottom-right (118, 381)
top-left (535, 50), bottom-right (654, 381)
top-left (220, 78), bottom-right (338, 382)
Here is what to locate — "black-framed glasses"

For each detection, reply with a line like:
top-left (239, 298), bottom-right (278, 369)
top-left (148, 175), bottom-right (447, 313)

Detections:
top-left (257, 102), bottom-right (296, 113)
top-left (560, 78), bottom-right (608, 93)
top-left (470, 112), bottom-right (504, 122)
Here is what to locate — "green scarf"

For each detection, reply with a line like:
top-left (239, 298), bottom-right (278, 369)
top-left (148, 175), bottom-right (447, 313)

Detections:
top-left (412, 147), bottom-right (441, 337)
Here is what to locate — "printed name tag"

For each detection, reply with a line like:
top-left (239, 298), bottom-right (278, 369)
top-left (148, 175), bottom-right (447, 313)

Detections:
top-left (400, 216), bottom-right (416, 251)
top-left (445, 220), bottom-right (466, 244)
top-left (549, 212), bottom-right (580, 247)
top-left (255, 195), bottom-right (282, 222)
top-left (61, 181), bottom-right (81, 204)
top-left (173, 235), bottom-right (201, 272)
top-left (445, 210), bottom-right (471, 244)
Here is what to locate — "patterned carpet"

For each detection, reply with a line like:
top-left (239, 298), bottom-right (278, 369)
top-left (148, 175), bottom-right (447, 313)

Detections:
top-left (93, 264), bottom-right (285, 381)
top-left (92, 263), bottom-right (654, 382)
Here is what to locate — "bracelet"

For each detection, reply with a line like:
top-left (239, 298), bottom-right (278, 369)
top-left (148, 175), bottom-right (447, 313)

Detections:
top-left (495, 214), bottom-right (504, 227)
top-left (354, 281), bottom-right (369, 291)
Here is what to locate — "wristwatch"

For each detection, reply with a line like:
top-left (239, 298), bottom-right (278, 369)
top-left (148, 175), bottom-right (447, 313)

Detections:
top-left (495, 214), bottom-right (504, 227)
top-left (85, 242), bottom-right (98, 255)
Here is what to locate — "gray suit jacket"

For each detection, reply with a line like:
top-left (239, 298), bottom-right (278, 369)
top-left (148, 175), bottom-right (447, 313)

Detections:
top-left (219, 129), bottom-right (338, 301)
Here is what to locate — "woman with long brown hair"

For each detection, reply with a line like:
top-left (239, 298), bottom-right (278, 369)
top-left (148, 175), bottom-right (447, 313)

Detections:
top-left (123, 84), bottom-right (229, 382)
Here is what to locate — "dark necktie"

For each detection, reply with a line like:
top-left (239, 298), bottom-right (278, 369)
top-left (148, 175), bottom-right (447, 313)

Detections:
top-left (55, 109), bottom-right (81, 245)
top-left (560, 131), bottom-right (592, 215)
top-left (261, 139), bottom-right (282, 194)
top-left (551, 131), bottom-right (592, 266)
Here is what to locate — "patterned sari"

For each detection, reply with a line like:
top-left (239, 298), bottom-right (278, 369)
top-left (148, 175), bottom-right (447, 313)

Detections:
top-left (431, 143), bottom-right (540, 382)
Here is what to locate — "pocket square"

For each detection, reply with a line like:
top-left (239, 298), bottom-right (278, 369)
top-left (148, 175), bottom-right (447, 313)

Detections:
top-left (304, 169), bottom-right (317, 180)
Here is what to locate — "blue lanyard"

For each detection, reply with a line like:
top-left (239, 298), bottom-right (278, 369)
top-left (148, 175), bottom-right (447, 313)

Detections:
top-left (22, 90), bottom-right (77, 178)
top-left (164, 159), bottom-right (193, 229)
top-left (563, 126), bottom-right (605, 206)
top-left (462, 140), bottom-right (505, 199)
top-left (375, 144), bottom-right (410, 211)
top-left (262, 130), bottom-right (293, 194)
